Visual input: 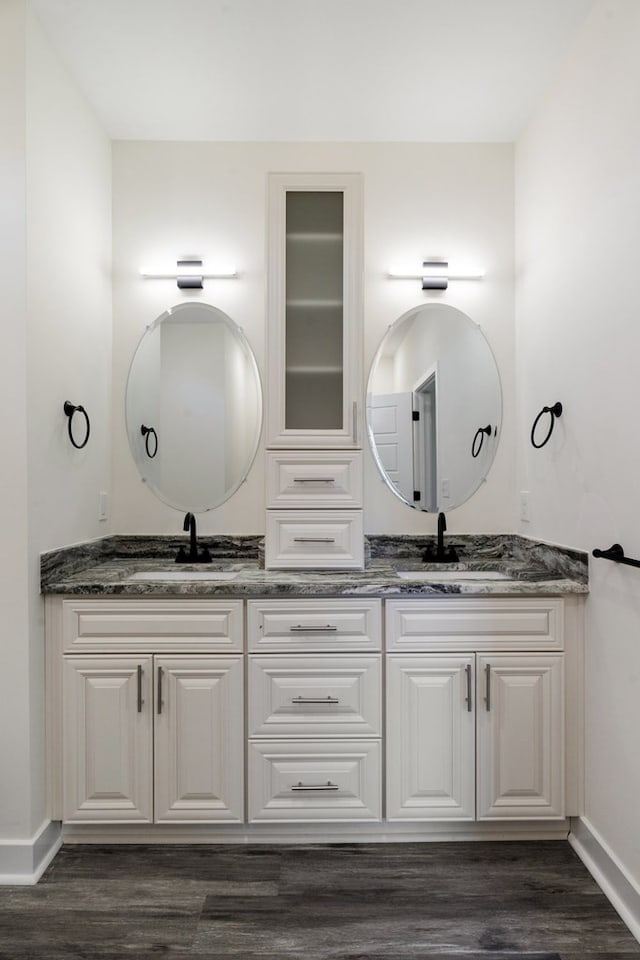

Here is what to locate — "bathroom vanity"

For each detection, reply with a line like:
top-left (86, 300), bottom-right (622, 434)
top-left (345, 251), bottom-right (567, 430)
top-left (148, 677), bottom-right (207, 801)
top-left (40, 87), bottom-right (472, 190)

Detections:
top-left (42, 537), bottom-right (587, 844)
top-left (48, 175), bottom-right (588, 844)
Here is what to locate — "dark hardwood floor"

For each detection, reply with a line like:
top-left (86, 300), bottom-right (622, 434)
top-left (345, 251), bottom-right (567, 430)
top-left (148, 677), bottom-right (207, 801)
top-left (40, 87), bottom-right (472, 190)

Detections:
top-left (1, 841), bottom-right (638, 959)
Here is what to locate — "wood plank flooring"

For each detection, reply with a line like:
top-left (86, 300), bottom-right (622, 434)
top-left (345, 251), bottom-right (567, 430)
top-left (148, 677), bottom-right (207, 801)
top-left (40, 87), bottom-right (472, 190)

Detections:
top-left (0, 841), bottom-right (638, 959)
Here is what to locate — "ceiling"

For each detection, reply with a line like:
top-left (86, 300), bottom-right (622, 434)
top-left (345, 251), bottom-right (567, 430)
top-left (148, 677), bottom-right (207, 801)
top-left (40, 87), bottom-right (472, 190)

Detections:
top-left (32, 0), bottom-right (595, 142)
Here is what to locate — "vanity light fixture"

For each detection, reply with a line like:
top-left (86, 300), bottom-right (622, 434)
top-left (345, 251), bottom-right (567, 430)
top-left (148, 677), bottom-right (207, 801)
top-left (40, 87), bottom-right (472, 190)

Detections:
top-left (388, 259), bottom-right (485, 290)
top-left (140, 259), bottom-right (238, 289)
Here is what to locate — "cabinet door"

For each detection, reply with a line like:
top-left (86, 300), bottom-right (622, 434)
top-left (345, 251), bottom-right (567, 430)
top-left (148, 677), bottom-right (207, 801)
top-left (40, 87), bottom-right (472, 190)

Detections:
top-left (386, 656), bottom-right (475, 821)
top-left (476, 654), bottom-right (564, 820)
top-left (266, 172), bottom-right (363, 448)
top-left (63, 656), bottom-right (153, 822)
top-left (154, 657), bottom-right (244, 823)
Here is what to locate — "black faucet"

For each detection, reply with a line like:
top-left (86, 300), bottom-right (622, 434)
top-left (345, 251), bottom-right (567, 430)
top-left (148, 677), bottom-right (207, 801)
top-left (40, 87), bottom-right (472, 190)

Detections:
top-left (175, 512), bottom-right (211, 563)
top-left (422, 511), bottom-right (459, 564)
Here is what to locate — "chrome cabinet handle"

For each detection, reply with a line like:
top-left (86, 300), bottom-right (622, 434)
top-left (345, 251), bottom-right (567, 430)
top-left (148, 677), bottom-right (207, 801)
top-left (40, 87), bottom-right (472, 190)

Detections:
top-left (291, 781), bottom-right (339, 792)
top-left (293, 537), bottom-right (336, 543)
top-left (352, 400), bottom-right (358, 444)
top-left (293, 477), bottom-right (336, 483)
top-left (157, 666), bottom-right (164, 715)
top-left (137, 664), bottom-right (144, 713)
top-left (484, 663), bottom-right (491, 711)
top-left (465, 663), bottom-right (472, 712)
top-left (292, 695), bottom-right (340, 704)
top-left (289, 624), bottom-right (338, 632)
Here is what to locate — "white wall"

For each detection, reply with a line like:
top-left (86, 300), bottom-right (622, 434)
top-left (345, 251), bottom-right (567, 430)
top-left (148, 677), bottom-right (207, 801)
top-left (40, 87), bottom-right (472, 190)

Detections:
top-left (516, 0), bottom-right (640, 896)
top-left (0, 1), bottom-right (112, 876)
top-left (112, 141), bottom-right (515, 535)
top-left (26, 8), bottom-right (113, 555)
top-left (0, 0), bottom-right (32, 858)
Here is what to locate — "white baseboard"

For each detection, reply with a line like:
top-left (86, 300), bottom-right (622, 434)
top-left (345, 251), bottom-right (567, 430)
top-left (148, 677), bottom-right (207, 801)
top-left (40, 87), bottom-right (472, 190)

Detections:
top-left (0, 820), bottom-right (62, 885)
top-left (570, 816), bottom-right (640, 944)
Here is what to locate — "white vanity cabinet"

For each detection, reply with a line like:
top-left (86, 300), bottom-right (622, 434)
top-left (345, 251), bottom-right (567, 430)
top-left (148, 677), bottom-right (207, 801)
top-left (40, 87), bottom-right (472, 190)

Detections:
top-left (47, 598), bottom-right (244, 826)
top-left (386, 598), bottom-right (568, 822)
top-left (246, 599), bottom-right (382, 823)
top-left (45, 590), bottom-right (582, 840)
top-left (265, 173), bottom-right (364, 568)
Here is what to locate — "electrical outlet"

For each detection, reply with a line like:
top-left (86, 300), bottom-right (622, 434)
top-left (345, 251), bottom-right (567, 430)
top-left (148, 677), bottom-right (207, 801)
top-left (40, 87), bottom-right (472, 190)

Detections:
top-left (98, 491), bottom-right (108, 522)
top-left (520, 490), bottom-right (531, 523)
top-left (441, 478), bottom-right (450, 499)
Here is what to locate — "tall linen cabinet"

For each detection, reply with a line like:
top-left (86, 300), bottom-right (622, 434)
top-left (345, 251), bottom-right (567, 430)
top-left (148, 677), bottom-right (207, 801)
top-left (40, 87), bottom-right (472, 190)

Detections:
top-left (265, 173), bottom-right (364, 569)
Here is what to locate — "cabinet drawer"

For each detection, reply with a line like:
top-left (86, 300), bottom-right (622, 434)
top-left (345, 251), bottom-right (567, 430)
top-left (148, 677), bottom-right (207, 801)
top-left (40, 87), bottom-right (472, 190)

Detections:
top-left (266, 452), bottom-right (362, 508)
top-left (248, 599), bottom-right (382, 652)
top-left (265, 510), bottom-right (364, 569)
top-left (248, 655), bottom-right (381, 737)
top-left (385, 598), bottom-right (564, 652)
top-left (61, 599), bottom-right (244, 653)
top-left (248, 740), bottom-right (381, 822)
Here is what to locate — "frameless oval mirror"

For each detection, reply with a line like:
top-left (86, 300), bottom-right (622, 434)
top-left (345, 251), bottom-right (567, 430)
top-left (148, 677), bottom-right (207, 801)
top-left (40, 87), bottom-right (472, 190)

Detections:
top-left (126, 301), bottom-right (262, 512)
top-left (366, 303), bottom-right (501, 512)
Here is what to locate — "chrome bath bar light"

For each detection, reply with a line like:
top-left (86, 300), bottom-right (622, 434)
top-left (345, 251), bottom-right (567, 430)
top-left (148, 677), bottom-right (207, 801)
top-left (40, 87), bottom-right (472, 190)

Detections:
top-left (388, 259), bottom-right (485, 290)
top-left (140, 259), bottom-right (238, 289)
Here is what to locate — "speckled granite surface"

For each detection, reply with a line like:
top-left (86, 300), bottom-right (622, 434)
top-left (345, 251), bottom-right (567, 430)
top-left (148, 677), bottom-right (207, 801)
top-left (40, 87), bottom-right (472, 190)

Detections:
top-left (40, 534), bottom-right (588, 597)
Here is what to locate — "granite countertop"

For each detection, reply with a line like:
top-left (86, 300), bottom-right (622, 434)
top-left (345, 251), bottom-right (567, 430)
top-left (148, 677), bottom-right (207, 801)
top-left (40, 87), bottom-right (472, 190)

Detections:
top-left (40, 534), bottom-right (589, 598)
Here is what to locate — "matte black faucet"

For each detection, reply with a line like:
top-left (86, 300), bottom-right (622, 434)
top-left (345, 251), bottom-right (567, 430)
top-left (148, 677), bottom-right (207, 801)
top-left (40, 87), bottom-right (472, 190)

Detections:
top-left (422, 511), bottom-right (459, 564)
top-left (175, 512), bottom-right (211, 563)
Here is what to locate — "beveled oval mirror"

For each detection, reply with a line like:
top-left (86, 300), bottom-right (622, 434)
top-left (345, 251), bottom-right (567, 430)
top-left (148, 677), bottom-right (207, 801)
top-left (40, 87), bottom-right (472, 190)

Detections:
top-left (126, 301), bottom-right (262, 512)
top-left (366, 303), bottom-right (501, 512)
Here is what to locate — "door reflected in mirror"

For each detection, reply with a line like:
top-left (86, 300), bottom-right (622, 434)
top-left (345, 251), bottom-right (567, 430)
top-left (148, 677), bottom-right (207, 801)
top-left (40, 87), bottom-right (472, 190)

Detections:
top-left (126, 301), bottom-right (262, 512)
top-left (366, 303), bottom-right (501, 512)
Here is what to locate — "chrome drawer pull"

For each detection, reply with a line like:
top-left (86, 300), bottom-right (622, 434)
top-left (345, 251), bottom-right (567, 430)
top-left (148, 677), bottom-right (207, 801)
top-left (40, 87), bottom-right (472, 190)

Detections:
top-left (291, 781), bottom-right (339, 791)
top-left (289, 624), bottom-right (338, 632)
top-left (293, 537), bottom-right (336, 543)
top-left (293, 477), bottom-right (336, 483)
top-left (485, 663), bottom-right (491, 711)
top-left (157, 666), bottom-right (164, 715)
top-left (292, 695), bottom-right (340, 704)
top-left (137, 664), bottom-right (144, 713)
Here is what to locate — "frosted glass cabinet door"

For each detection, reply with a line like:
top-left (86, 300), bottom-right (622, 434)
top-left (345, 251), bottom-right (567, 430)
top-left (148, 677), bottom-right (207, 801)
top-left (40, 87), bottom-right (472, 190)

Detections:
top-left (266, 173), bottom-right (363, 447)
top-left (63, 656), bottom-right (153, 823)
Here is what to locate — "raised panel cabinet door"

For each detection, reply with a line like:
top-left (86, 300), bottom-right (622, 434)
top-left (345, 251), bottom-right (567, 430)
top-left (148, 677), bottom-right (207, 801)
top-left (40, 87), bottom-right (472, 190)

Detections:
top-left (154, 657), bottom-right (244, 823)
top-left (476, 654), bottom-right (564, 820)
top-left (386, 656), bottom-right (475, 821)
top-left (62, 656), bottom-right (153, 822)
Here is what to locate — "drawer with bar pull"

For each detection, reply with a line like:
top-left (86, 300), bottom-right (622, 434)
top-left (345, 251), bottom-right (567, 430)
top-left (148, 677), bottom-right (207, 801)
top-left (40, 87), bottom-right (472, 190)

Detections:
top-left (265, 510), bottom-right (364, 569)
top-left (248, 655), bottom-right (381, 737)
top-left (266, 451), bottom-right (363, 508)
top-left (247, 599), bottom-right (382, 653)
top-left (248, 739), bottom-right (381, 822)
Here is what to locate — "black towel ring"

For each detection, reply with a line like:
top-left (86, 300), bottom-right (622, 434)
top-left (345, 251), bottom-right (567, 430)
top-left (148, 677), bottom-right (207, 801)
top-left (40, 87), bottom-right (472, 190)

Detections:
top-left (63, 401), bottom-right (90, 449)
top-left (531, 402), bottom-right (563, 449)
top-left (471, 425), bottom-right (492, 458)
top-left (141, 424), bottom-right (158, 459)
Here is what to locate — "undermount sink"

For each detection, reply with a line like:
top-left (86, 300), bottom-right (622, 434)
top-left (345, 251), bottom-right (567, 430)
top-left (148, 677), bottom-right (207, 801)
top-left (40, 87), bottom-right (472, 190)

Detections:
top-left (127, 570), bottom-right (239, 582)
top-left (396, 569), bottom-right (511, 581)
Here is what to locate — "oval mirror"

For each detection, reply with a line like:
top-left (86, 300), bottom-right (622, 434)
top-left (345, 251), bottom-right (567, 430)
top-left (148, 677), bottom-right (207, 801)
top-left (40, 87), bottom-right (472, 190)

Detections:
top-left (366, 303), bottom-right (501, 512)
top-left (126, 301), bottom-right (262, 512)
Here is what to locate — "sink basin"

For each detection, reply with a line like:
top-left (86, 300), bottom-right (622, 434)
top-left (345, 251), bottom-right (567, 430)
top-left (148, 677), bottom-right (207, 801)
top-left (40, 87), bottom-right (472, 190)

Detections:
top-left (396, 570), bottom-right (511, 581)
top-left (127, 570), bottom-right (239, 582)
